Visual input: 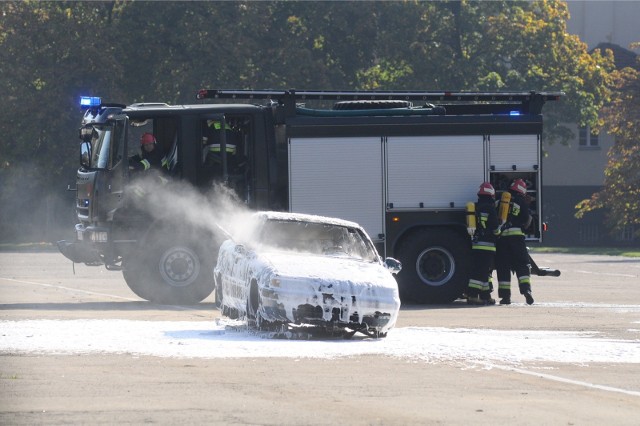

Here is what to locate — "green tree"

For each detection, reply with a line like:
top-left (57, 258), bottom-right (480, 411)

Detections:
top-left (0, 1), bottom-right (122, 241)
top-left (0, 0), bottom-right (617, 242)
top-left (576, 46), bottom-right (640, 235)
top-left (357, 0), bottom-right (613, 144)
top-left (0, 2), bottom-right (121, 178)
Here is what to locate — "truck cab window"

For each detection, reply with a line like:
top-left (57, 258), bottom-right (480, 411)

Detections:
top-left (128, 117), bottom-right (179, 175)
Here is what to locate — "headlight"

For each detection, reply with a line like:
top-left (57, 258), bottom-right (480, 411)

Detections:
top-left (270, 278), bottom-right (281, 288)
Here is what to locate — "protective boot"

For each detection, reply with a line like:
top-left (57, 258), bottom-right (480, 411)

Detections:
top-left (467, 295), bottom-right (488, 306)
top-left (480, 291), bottom-right (495, 305)
top-left (497, 280), bottom-right (511, 302)
top-left (523, 290), bottom-right (534, 305)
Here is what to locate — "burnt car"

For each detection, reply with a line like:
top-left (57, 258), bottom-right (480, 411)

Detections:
top-left (213, 211), bottom-right (402, 338)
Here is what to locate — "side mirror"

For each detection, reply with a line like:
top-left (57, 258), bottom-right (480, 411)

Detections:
top-left (80, 141), bottom-right (91, 168)
top-left (384, 257), bottom-right (402, 274)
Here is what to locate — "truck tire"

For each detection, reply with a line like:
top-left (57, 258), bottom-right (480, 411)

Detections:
top-left (395, 228), bottom-right (470, 304)
top-left (122, 233), bottom-right (215, 305)
top-left (333, 100), bottom-right (412, 110)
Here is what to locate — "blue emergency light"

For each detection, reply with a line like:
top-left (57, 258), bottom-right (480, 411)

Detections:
top-left (509, 110), bottom-right (521, 116)
top-left (80, 96), bottom-right (101, 109)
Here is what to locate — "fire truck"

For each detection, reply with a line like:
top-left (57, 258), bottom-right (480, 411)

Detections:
top-left (58, 89), bottom-right (562, 305)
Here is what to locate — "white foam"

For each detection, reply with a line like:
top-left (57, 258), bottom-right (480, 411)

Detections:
top-left (1, 319), bottom-right (638, 364)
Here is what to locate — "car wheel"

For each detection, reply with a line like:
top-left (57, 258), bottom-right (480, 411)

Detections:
top-left (395, 228), bottom-right (470, 304)
top-left (214, 273), bottom-right (223, 309)
top-left (246, 280), bottom-right (279, 331)
top-left (246, 280), bottom-right (260, 329)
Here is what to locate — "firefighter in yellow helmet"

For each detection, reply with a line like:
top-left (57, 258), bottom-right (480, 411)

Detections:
top-left (466, 182), bottom-right (501, 305)
top-left (495, 179), bottom-right (534, 305)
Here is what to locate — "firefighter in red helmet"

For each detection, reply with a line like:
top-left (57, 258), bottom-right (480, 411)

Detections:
top-left (495, 178), bottom-right (534, 305)
top-left (466, 182), bottom-right (501, 305)
top-left (129, 132), bottom-right (166, 172)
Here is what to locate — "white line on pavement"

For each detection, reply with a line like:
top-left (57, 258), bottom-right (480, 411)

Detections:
top-left (1, 277), bottom-right (139, 301)
top-left (573, 270), bottom-right (636, 278)
top-left (484, 362), bottom-right (640, 397)
top-left (0, 277), bottom-right (205, 311)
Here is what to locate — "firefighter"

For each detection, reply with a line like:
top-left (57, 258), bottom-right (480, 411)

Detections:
top-left (202, 140), bottom-right (238, 178)
top-left (495, 179), bottom-right (534, 305)
top-left (129, 132), bottom-right (166, 172)
top-left (202, 120), bottom-right (246, 192)
top-left (466, 182), bottom-right (501, 305)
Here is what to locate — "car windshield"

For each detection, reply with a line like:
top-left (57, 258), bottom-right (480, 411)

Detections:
top-left (258, 220), bottom-right (378, 262)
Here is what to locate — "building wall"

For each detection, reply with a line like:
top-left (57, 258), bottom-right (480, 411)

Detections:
top-left (540, 1), bottom-right (639, 246)
top-left (566, 1), bottom-right (640, 52)
top-left (542, 130), bottom-right (613, 186)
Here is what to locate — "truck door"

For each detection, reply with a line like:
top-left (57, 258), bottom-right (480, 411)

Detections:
top-left (288, 137), bottom-right (385, 248)
top-left (104, 114), bottom-right (127, 217)
top-left (77, 114), bottom-right (128, 223)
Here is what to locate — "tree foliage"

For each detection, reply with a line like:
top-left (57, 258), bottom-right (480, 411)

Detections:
top-left (0, 0), bottom-right (618, 241)
top-left (576, 48), bottom-right (640, 235)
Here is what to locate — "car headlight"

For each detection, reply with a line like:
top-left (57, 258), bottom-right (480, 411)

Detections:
top-left (270, 278), bottom-right (281, 288)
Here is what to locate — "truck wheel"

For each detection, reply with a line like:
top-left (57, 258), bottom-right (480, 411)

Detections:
top-left (122, 235), bottom-right (215, 305)
top-left (395, 228), bottom-right (470, 304)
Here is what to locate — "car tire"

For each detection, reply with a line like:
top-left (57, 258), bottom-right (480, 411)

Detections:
top-left (395, 228), bottom-right (470, 304)
top-left (246, 280), bottom-right (281, 331)
top-left (214, 273), bottom-right (223, 309)
top-left (246, 280), bottom-right (260, 329)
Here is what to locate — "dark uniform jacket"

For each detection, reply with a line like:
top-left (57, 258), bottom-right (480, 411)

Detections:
top-left (503, 191), bottom-right (532, 237)
top-left (129, 145), bottom-right (166, 172)
top-left (473, 195), bottom-right (501, 250)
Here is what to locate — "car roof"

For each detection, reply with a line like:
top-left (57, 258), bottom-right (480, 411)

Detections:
top-left (254, 211), bottom-right (362, 230)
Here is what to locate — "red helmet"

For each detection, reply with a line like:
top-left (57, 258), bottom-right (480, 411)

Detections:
top-left (140, 132), bottom-right (156, 146)
top-left (510, 179), bottom-right (527, 195)
top-left (477, 182), bottom-right (496, 198)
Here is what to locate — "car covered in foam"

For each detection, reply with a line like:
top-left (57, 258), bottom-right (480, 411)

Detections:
top-left (213, 211), bottom-right (401, 338)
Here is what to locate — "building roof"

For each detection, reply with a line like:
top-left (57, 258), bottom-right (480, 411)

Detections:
top-left (593, 42), bottom-right (639, 70)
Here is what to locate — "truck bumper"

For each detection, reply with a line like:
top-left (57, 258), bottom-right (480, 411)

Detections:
top-left (56, 224), bottom-right (106, 265)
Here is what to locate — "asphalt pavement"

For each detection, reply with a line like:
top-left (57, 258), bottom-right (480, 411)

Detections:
top-left (1, 252), bottom-right (639, 425)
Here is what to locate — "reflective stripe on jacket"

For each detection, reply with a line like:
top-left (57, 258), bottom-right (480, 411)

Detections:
top-left (207, 143), bottom-right (236, 154)
top-left (501, 227), bottom-right (525, 237)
